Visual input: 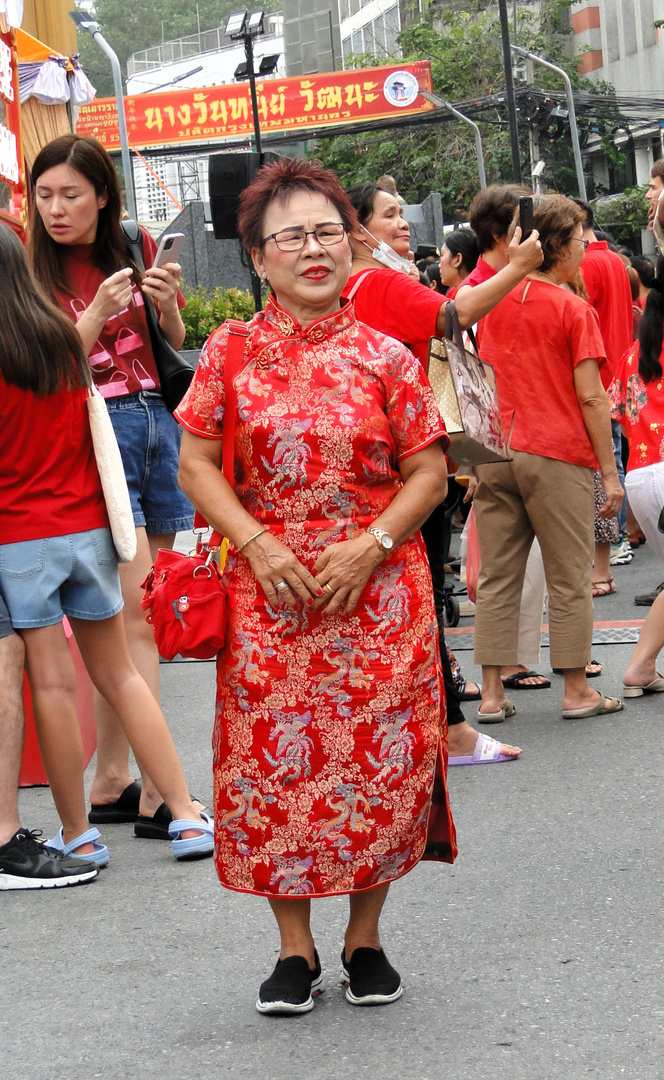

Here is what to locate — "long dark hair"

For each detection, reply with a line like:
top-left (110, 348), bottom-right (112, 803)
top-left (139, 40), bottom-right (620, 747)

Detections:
top-left (29, 134), bottom-right (142, 300)
top-left (638, 277), bottom-right (664, 384)
top-left (0, 225), bottom-right (89, 393)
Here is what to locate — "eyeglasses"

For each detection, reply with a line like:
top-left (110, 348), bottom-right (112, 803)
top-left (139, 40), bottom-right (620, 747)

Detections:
top-left (260, 223), bottom-right (346, 251)
top-left (569, 236), bottom-right (590, 249)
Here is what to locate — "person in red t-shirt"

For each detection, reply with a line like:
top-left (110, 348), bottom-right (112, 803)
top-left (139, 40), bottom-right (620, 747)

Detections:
top-left (609, 280), bottom-right (664, 698)
top-left (30, 135), bottom-right (194, 837)
top-left (573, 198), bottom-right (633, 573)
top-left (475, 194), bottom-right (624, 721)
top-left (345, 182), bottom-right (543, 367)
top-left (0, 224), bottom-right (211, 866)
top-left (345, 182), bottom-right (543, 767)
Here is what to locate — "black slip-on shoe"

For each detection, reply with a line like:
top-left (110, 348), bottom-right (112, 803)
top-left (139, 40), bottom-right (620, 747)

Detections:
top-left (0, 829), bottom-right (98, 890)
top-left (341, 947), bottom-right (403, 1006)
top-left (88, 780), bottom-right (141, 824)
top-left (635, 583), bottom-right (664, 607)
top-left (256, 951), bottom-right (323, 1015)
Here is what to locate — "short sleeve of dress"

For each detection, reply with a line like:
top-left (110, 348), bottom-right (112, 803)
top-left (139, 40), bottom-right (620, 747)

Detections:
top-left (379, 336), bottom-right (450, 460)
top-left (174, 325), bottom-right (229, 439)
top-left (608, 343), bottom-right (636, 424)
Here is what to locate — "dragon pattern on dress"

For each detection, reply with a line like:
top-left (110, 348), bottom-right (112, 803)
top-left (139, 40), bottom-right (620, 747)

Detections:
top-left (176, 295), bottom-right (457, 896)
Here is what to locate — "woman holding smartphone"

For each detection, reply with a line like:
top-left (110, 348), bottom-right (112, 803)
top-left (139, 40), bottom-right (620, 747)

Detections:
top-left (29, 134), bottom-right (196, 838)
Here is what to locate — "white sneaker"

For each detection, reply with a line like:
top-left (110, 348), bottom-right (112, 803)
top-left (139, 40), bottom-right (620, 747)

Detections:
top-left (610, 540), bottom-right (633, 566)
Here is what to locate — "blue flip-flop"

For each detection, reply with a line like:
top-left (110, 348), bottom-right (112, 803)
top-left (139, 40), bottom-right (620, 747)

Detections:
top-left (47, 826), bottom-right (109, 867)
top-left (168, 812), bottom-right (214, 861)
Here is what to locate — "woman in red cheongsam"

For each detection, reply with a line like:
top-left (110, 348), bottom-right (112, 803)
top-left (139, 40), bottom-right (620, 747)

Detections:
top-left (177, 157), bottom-right (455, 1016)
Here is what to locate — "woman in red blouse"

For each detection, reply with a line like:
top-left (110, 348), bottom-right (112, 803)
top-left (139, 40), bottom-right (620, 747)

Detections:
top-left (29, 135), bottom-right (195, 838)
top-left (610, 278), bottom-right (664, 697)
top-left (0, 224), bottom-right (211, 865)
top-left (475, 195), bottom-right (624, 721)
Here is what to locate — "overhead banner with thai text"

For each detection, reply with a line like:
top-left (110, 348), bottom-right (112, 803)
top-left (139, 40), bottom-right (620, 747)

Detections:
top-left (76, 62), bottom-right (434, 150)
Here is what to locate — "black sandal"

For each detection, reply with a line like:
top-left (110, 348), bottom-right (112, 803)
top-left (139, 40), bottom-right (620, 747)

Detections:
top-left (88, 780), bottom-right (141, 824)
top-left (501, 670), bottom-right (551, 690)
top-left (134, 799), bottom-right (205, 840)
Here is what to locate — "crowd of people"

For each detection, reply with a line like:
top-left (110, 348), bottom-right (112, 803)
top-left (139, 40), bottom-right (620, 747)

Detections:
top-left (2, 136), bottom-right (664, 1018)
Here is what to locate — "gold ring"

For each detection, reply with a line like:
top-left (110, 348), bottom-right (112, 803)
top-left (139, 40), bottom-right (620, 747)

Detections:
top-left (323, 583), bottom-right (335, 596)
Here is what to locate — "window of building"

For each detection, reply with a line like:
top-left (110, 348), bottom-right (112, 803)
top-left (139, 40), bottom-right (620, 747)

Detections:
top-left (341, 5), bottom-right (400, 61)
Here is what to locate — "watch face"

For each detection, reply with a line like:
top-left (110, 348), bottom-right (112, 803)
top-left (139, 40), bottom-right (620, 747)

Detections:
top-left (381, 533), bottom-right (394, 551)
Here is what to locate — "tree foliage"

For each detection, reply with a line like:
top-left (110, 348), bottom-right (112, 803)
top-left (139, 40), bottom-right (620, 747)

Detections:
top-left (316, 0), bottom-right (618, 220)
top-left (76, 0), bottom-right (279, 98)
top-left (593, 186), bottom-right (649, 251)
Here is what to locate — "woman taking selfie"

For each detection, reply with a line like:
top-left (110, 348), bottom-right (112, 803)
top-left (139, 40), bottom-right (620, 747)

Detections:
top-left (0, 224), bottom-right (211, 865)
top-left (29, 134), bottom-right (195, 837)
top-left (177, 157), bottom-right (455, 1014)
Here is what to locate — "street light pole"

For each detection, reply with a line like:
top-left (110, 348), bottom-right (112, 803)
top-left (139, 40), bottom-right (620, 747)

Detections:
top-left (419, 91), bottom-right (486, 190)
top-left (509, 43), bottom-right (588, 201)
top-left (243, 31), bottom-right (262, 155)
top-left (69, 11), bottom-right (137, 220)
top-left (497, 0), bottom-right (521, 182)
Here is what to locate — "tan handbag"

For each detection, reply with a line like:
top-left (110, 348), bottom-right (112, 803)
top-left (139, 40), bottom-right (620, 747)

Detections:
top-left (87, 385), bottom-right (137, 563)
top-left (427, 301), bottom-right (510, 467)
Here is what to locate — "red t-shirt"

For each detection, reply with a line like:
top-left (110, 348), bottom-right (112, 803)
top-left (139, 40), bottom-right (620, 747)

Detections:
top-left (609, 341), bottom-right (664, 471)
top-left (446, 255), bottom-right (497, 347)
top-left (580, 241), bottom-right (632, 388)
top-left (58, 229), bottom-right (185, 399)
top-left (344, 266), bottom-right (444, 367)
top-left (480, 279), bottom-right (606, 468)
top-left (0, 375), bottom-right (108, 544)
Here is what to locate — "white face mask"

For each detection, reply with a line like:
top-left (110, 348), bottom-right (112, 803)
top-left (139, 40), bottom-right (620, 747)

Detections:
top-left (361, 227), bottom-right (412, 275)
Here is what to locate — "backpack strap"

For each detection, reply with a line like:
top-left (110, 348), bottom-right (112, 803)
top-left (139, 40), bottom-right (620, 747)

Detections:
top-left (193, 319), bottom-right (250, 547)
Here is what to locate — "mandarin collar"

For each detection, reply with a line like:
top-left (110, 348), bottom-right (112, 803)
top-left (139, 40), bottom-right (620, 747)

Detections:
top-left (259, 294), bottom-right (355, 343)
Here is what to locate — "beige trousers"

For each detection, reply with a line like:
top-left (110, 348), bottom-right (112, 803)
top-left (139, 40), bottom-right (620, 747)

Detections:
top-left (473, 450), bottom-right (594, 669)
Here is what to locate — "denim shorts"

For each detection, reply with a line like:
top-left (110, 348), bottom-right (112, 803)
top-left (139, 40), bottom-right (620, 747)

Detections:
top-left (0, 529), bottom-right (124, 628)
top-left (106, 391), bottom-right (194, 535)
top-left (0, 593), bottom-right (13, 639)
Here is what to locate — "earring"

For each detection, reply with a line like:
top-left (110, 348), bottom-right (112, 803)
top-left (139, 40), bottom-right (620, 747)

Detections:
top-left (261, 271), bottom-right (267, 281)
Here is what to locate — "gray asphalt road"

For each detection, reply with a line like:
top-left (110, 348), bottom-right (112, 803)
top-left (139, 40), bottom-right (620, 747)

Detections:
top-left (2, 541), bottom-right (663, 1080)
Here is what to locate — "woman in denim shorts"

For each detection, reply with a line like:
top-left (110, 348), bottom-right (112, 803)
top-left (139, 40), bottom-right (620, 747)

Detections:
top-left (0, 224), bottom-right (211, 865)
top-left (30, 134), bottom-right (195, 835)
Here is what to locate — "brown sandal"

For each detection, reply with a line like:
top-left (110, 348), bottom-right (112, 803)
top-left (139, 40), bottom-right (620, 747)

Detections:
top-left (592, 578), bottom-right (616, 598)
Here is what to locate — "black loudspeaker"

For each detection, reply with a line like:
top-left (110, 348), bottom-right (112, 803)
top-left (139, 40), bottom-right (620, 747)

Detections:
top-left (209, 151), bottom-right (280, 240)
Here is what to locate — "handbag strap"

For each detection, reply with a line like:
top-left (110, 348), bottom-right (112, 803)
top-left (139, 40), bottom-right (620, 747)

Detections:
top-left (193, 319), bottom-right (249, 546)
top-left (346, 269), bottom-right (376, 301)
top-left (120, 219), bottom-right (145, 270)
top-left (444, 300), bottom-right (479, 355)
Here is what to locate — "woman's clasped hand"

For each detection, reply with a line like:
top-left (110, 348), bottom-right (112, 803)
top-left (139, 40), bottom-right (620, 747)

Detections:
top-left (242, 529), bottom-right (386, 614)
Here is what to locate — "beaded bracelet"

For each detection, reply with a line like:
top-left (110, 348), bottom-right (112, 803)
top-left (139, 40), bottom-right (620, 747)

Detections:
top-left (237, 527), bottom-right (269, 554)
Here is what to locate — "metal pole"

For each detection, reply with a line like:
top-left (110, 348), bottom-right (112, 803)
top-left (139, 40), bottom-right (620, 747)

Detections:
top-left (89, 29), bottom-right (137, 220)
top-left (510, 44), bottom-right (587, 201)
top-left (419, 91), bottom-right (486, 189)
top-left (498, 0), bottom-right (521, 182)
top-left (244, 32), bottom-right (262, 155)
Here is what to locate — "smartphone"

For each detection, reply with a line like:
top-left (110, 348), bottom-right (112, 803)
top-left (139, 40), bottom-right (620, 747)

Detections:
top-left (153, 232), bottom-right (185, 268)
top-left (519, 196), bottom-right (534, 243)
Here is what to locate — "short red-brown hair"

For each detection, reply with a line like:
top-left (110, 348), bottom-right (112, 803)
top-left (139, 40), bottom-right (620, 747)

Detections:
top-left (237, 156), bottom-right (357, 251)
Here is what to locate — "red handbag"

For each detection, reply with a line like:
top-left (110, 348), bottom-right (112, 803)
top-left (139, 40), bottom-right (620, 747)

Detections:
top-left (140, 320), bottom-right (248, 660)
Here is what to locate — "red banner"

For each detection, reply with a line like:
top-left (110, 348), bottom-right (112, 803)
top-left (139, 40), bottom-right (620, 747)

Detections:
top-left (0, 28), bottom-right (27, 235)
top-left (76, 62), bottom-right (434, 150)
